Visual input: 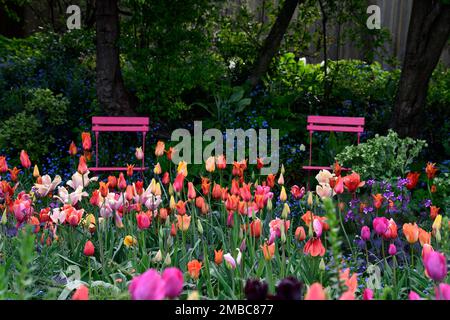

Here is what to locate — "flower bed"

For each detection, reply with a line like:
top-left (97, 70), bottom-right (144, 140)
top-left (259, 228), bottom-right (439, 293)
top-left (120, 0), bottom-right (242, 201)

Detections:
top-left (0, 136), bottom-right (448, 300)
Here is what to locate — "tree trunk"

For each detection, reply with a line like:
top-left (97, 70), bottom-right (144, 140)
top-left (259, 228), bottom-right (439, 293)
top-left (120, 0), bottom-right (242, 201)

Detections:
top-left (391, 0), bottom-right (450, 138)
top-left (248, 0), bottom-right (301, 87)
top-left (96, 0), bottom-right (134, 115)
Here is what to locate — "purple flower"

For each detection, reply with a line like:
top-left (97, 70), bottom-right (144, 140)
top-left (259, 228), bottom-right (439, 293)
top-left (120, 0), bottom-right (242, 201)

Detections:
top-left (162, 267), bottom-right (184, 299)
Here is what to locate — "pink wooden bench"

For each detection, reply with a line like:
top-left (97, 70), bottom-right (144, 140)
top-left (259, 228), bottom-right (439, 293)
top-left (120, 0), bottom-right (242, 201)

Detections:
top-left (89, 116), bottom-right (149, 173)
top-left (303, 115), bottom-right (365, 187)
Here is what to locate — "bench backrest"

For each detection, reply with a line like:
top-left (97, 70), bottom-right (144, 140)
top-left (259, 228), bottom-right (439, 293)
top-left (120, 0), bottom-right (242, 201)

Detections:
top-left (92, 116), bottom-right (149, 132)
top-left (306, 115), bottom-right (364, 133)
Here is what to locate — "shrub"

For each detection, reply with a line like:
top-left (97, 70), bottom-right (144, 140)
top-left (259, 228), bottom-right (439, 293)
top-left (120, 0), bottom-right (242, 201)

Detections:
top-left (0, 88), bottom-right (69, 160)
top-left (335, 130), bottom-right (427, 180)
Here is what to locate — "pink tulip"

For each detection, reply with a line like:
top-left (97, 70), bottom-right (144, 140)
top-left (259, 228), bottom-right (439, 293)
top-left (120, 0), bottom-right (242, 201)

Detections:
top-left (129, 269), bottom-right (166, 300)
top-left (162, 267), bottom-right (184, 299)
top-left (363, 288), bottom-right (374, 300)
top-left (20, 150), bottom-right (31, 169)
top-left (372, 217), bottom-right (389, 235)
top-left (187, 182), bottom-right (196, 200)
top-left (173, 173), bottom-right (184, 193)
top-left (313, 218), bottom-right (323, 237)
top-left (305, 283), bottom-right (326, 300)
top-left (435, 283), bottom-right (450, 301)
top-left (408, 291), bottom-right (422, 300)
top-left (361, 226), bottom-right (371, 241)
top-left (388, 243), bottom-right (397, 255)
top-left (423, 251), bottom-right (447, 282)
top-left (224, 253), bottom-right (236, 269)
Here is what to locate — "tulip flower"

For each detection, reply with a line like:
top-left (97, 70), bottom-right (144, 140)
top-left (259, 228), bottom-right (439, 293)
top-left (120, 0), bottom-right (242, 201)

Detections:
top-left (155, 141), bottom-right (165, 157)
top-left (0, 156), bottom-right (8, 173)
top-left (406, 172), bottom-right (420, 190)
top-left (303, 238), bottom-right (326, 257)
top-left (425, 162), bottom-right (438, 179)
top-left (72, 285), bottom-right (89, 300)
top-left (175, 200), bottom-right (187, 216)
top-left (266, 174), bottom-right (275, 188)
top-left (279, 186), bottom-right (287, 202)
top-left (261, 242), bottom-right (275, 261)
top-left (363, 288), bottom-right (374, 300)
top-left (408, 291), bottom-right (422, 300)
top-left (136, 212), bottom-right (151, 230)
top-left (315, 170), bottom-right (334, 184)
top-left (423, 251), bottom-right (447, 282)
top-left (20, 150), bottom-right (31, 169)
top-left (361, 226), bottom-right (371, 241)
top-left (430, 206), bottom-right (440, 220)
top-left (305, 283), bottom-right (327, 300)
top-left (77, 156), bottom-right (88, 174)
top-left (177, 214), bottom-right (191, 232)
top-left (153, 163), bottom-right (162, 175)
top-left (418, 228), bottom-right (431, 246)
top-left (216, 155), bottom-right (226, 170)
top-left (126, 164), bottom-right (135, 177)
top-left (124, 235), bottom-right (137, 247)
top-left (81, 132), bottom-right (91, 151)
top-left (388, 244), bottom-right (397, 255)
top-left (201, 177), bottom-right (210, 195)
top-left (187, 259), bottom-right (202, 280)
top-left (277, 173), bottom-right (284, 185)
top-left (290, 185), bottom-right (305, 199)
top-left (83, 240), bottom-right (95, 256)
top-left (177, 160), bottom-right (188, 177)
top-left (205, 156), bottom-right (216, 172)
top-left (214, 249), bottom-right (223, 265)
top-left (250, 219), bottom-right (262, 238)
top-left (135, 147), bottom-right (144, 160)
top-left (162, 267), bottom-right (184, 298)
top-left (224, 253), bottom-right (236, 269)
top-left (173, 173), bottom-right (184, 193)
top-left (373, 217), bottom-right (389, 236)
top-left (313, 219), bottom-right (323, 237)
top-left (435, 283), bottom-right (450, 301)
top-left (129, 269), bottom-right (166, 300)
top-left (403, 223), bottom-right (419, 244)
top-left (333, 176), bottom-right (344, 194)
top-left (295, 226), bottom-right (306, 241)
top-left (343, 172), bottom-right (365, 193)
top-left (372, 193), bottom-right (384, 209)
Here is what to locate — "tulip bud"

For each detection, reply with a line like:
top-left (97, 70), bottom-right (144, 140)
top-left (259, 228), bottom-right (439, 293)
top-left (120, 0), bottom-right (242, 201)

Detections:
top-left (281, 164), bottom-right (285, 175)
top-left (267, 198), bottom-right (273, 211)
top-left (153, 162), bottom-right (162, 175)
top-left (280, 228), bottom-right (286, 243)
top-left (197, 219), bottom-right (203, 234)
top-left (279, 186), bottom-right (287, 202)
top-left (307, 192), bottom-right (313, 206)
top-left (281, 203), bottom-right (290, 219)
top-left (83, 240), bottom-right (95, 256)
top-left (1, 208), bottom-right (7, 225)
top-left (164, 253), bottom-right (171, 266)
top-left (319, 258), bottom-right (326, 271)
top-left (168, 183), bottom-right (174, 196)
top-left (169, 195), bottom-right (176, 210)
top-left (278, 173), bottom-right (284, 185)
top-left (33, 164), bottom-right (40, 178)
top-left (153, 250), bottom-right (163, 263)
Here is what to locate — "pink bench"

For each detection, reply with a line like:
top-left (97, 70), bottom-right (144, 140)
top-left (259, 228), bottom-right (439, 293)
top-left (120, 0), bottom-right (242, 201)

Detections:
top-left (303, 115), bottom-right (364, 187)
top-left (89, 116), bottom-right (149, 173)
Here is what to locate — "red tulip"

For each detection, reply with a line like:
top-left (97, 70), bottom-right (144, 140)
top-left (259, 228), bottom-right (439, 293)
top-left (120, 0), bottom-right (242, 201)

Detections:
top-left (20, 150), bottom-right (31, 169)
top-left (83, 240), bottom-right (95, 256)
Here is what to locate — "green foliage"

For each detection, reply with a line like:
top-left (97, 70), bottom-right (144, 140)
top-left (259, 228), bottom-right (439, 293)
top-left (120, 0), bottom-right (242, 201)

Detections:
top-left (336, 130), bottom-right (427, 180)
top-left (192, 86), bottom-right (252, 128)
top-left (0, 88), bottom-right (69, 159)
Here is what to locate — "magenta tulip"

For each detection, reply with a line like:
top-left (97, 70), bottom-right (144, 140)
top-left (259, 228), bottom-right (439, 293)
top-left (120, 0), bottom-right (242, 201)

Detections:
top-left (162, 267), bottom-right (184, 299)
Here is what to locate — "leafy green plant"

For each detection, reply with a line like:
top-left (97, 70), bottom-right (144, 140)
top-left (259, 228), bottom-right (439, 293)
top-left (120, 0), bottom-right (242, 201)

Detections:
top-left (191, 86), bottom-right (251, 129)
top-left (336, 130), bottom-right (427, 180)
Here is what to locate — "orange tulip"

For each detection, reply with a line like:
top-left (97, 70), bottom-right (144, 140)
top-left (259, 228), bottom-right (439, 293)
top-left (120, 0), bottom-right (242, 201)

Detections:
top-left (214, 249), bottom-right (224, 265)
top-left (20, 150), bottom-right (31, 169)
top-left (166, 147), bottom-right (174, 161)
top-left (372, 193), bottom-right (384, 209)
top-left (0, 156), bottom-right (8, 173)
top-left (187, 259), bottom-right (202, 280)
top-left (333, 160), bottom-right (342, 177)
top-left (107, 175), bottom-right (117, 190)
top-left (261, 242), bottom-right (275, 261)
top-left (155, 141), bottom-right (165, 157)
top-left (205, 156), bottom-right (215, 173)
top-left (303, 238), bottom-right (326, 257)
top-left (425, 162), bottom-right (438, 179)
top-left (201, 177), bottom-right (210, 195)
top-left (403, 223), bottom-right (419, 244)
top-left (212, 183), bottom-right (222, 199)
top-left (99, 181), bottom-right (109, 197)
top-left (8, 167), bottom-right (21, 182)
top-left (266, 174), bottom-right (275, 188)
top-left (187, 182), bottom-right (196, 200)
top-left (126, 164), bottom-right (135, 177)
top-left (81, 132), bottom-right (91, 150)
top-left (175, 200), bottom-right (187, 216)
top-left (418, 228), bottom-right (431, 246)
top-left (177, 214), bottom-right (191, 232)
top-left (339, 268), bottom-right (358, 294)
top-left (69, 141), bottom-right (78, 156)
top-left (430, 206), bottom-right (440, 220)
